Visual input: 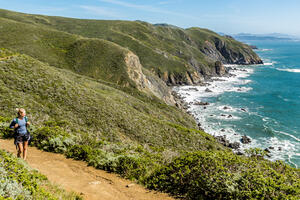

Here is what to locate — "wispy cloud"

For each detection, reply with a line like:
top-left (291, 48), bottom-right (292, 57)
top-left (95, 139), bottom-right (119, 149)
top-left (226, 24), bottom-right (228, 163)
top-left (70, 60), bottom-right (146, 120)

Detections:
top-left (35, 7), bottom-right (68, 13)
top-left (99, 0), bottom-right (197, 19)
top-left (79, 5), bottom-right (124, 18)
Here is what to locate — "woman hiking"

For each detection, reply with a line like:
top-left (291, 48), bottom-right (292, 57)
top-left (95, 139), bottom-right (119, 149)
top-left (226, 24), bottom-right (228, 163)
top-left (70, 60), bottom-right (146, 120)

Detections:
top-left (9, 108), bottom-right (31, 160)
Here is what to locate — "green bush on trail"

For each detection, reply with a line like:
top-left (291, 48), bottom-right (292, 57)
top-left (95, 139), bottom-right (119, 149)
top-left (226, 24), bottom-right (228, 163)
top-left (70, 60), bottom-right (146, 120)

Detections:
top-left (145, 151), bottom-right (300, 200)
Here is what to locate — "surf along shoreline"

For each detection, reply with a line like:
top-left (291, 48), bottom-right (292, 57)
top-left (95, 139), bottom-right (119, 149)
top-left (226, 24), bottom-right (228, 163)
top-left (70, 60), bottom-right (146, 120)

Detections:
top-left (171, 63), bottom-right (272, 157)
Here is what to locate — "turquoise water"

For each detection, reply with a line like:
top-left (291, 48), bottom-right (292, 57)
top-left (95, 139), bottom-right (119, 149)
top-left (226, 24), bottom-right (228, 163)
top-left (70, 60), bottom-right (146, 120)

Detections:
top-left (226, 40), bottom-right (300, 167)
top-left (176, 40), bottom-right (300, 168)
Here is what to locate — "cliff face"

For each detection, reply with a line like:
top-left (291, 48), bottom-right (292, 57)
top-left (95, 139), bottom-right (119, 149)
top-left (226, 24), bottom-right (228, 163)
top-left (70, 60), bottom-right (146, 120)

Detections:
top-left (205, 38), bottom-right (263, 65)
top-left (125, 52), bottom-right (175, 105)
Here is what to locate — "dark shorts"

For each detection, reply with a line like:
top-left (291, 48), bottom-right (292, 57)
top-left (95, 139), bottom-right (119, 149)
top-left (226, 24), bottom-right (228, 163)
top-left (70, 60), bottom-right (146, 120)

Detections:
top-left (15, 133), bottom-right (30, 145)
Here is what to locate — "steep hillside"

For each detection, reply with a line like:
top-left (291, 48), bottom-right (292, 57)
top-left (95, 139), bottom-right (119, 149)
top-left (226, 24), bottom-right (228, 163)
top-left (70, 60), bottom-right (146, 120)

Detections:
top-left (0, 49), bottom-right (219, 151)
top-left (0, 15), bottom-right (176, 104)
top-left (0, 9), bottom-right (262, 87)
top-left (0, 48), bottom-right (225, 188)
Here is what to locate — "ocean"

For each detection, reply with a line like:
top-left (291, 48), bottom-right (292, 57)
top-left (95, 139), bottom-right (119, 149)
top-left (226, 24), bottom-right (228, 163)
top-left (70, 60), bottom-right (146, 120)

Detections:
top-left (174, 39), bottom-right (300, 168)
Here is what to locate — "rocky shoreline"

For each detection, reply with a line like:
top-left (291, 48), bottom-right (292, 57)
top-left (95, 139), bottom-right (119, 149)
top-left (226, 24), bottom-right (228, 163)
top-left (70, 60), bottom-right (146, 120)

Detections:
top-left (172, 89), bottom-right (248, 155)
top-left (171, 66), bottom-right (276, 156)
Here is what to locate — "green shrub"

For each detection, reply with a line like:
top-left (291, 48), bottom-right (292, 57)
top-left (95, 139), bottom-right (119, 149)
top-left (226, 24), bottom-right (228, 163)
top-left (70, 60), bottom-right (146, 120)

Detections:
top-left (65, 144), bottom-right (93, 161)
top-left (0, 116), bottom-right (10, 123)
top-left (146, 151), bottom-right (300, 200)
top-left (245, 147), bottom-right (268, 159)
top-left (0, 126), bottom-right (14, 139)
top-left (33, 126), bottom-right (74, 153)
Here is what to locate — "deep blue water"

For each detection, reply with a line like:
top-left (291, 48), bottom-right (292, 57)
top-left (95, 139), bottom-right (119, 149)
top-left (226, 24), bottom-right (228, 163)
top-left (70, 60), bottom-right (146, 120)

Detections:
top-left (176, 39), bottom-right (300, 168)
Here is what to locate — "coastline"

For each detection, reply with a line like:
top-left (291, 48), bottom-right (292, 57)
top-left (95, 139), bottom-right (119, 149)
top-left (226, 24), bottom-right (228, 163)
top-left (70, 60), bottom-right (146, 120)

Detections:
top-left (171, 64), bottom-right (265, 155)
top-left (172, 59), bottom-right (299, 168)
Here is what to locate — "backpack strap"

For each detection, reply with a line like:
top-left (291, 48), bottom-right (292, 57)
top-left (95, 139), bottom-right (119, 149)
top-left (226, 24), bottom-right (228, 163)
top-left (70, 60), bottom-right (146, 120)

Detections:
top-left (15, 117), bottom-right (28, 123)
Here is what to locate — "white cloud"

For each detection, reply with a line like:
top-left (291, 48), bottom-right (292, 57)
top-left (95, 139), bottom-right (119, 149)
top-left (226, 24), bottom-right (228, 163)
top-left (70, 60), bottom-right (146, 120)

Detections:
top-left (99, 0), bottom-right (197, 19)
top-left (79, 5), bottom-right (124, 18)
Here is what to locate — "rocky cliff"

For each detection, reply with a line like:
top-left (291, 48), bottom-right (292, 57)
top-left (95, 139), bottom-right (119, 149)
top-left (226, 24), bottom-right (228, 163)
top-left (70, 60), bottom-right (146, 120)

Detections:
top-left (125, 51), bottom-right (175, 105)
top-left (201, 38), bottom-right (263, 65)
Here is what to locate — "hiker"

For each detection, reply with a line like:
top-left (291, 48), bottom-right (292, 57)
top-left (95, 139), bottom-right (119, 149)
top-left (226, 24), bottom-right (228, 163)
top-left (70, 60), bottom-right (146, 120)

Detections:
top-left (9, 108), bottom-right (31, 160)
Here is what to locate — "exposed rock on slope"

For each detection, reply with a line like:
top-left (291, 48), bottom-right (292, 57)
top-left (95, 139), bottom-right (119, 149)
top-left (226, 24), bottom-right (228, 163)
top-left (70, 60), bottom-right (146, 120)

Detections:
top-left (215, 61), bottom-right (226, 76)
top-left (125, 51), bottom-right (175, 105)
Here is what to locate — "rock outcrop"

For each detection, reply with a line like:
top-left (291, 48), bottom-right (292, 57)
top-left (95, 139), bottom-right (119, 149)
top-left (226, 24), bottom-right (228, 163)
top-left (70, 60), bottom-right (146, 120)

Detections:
top-left (201, 38), bottom-right (263, 65)
top-left (215, 61), bottom-right (226, 76)
top-left (125, 52), bottom-right (176, 105)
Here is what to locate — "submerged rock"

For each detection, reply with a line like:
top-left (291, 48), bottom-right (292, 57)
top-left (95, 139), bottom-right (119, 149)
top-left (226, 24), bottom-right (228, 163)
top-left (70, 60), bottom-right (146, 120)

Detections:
top-left (264, 148), bottom-right (271, 153)
top-left (185, 87), bottom-right (199, 92)
top-left (194, 101), bottom-right (209, 106)
top-left (241, 135), bottom-right (251, 144)
top-left (205, 88), bottom-right (213, 92)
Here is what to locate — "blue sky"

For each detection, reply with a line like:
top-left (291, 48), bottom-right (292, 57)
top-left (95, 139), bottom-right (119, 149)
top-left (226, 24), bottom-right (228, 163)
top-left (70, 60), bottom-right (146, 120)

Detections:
top-left (0, 0), bottom-right (299, 36)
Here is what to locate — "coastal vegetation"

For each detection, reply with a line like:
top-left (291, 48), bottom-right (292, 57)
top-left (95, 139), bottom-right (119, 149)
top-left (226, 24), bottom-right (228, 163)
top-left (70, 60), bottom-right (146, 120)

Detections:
top-left (0, 9), bottom-right (299, 199)
top-left (0, 148), bottom-right (81, 199)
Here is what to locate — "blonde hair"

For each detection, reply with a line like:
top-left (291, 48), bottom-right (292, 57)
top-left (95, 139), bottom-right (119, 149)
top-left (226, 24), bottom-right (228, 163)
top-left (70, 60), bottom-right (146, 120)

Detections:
top-left (16, 108), bottom-right (26, 117)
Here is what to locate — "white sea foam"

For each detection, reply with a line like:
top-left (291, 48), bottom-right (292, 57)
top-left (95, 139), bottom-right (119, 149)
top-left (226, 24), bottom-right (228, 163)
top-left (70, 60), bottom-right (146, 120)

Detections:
top-left (263, 62), bottom-right (274, 66)
top-left (277, 68), bottom-right (300, 73)
top-left (256, 48), bottom-right (272, 52)
top-left (274, 130), bottom-right (300, 142)
top-left (174, 65), bottom-right (256, 138)
top-left (189, 101), bottom-right (299, 168)
top-left (174, 64), bottom-right (300, 168)
top-left (217, 105), bottom-right (236, 112)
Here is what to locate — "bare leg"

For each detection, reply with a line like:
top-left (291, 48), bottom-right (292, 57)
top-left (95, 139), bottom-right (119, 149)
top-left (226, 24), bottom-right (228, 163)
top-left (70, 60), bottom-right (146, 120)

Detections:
top-left (17, 143), bottom-right (23, 158)
top-left (23, 141), bottom-right (28, 160)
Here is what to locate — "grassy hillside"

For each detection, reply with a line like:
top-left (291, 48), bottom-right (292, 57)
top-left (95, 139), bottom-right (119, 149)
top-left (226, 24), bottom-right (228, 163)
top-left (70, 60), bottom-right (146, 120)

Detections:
top-left (0, 48), bottom-right (224, 185)
top-left (0, 49), bottom-right (218, 151)
top-left (0, 16), bottom-right (137, 89)
top-left (0, 9), bottom-right (262, 86)
top-left (0, 149), bottom-right (81, 199)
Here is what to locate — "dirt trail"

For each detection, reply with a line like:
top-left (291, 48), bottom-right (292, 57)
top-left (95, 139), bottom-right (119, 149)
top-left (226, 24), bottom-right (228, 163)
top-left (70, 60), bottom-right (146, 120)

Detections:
top-left (0, 139), bottom-right (174, 200)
